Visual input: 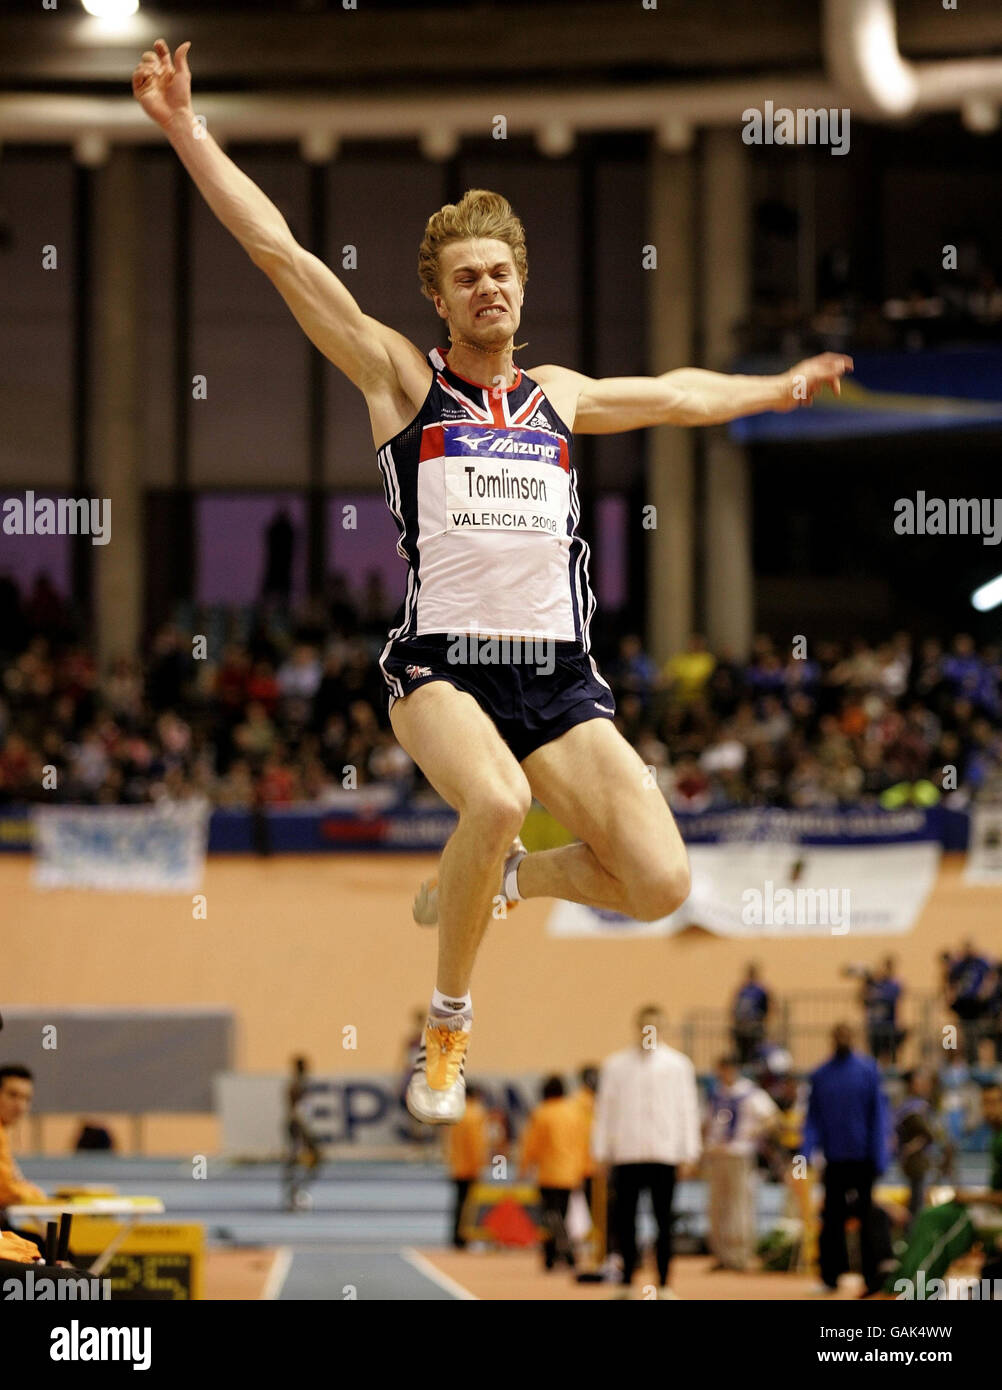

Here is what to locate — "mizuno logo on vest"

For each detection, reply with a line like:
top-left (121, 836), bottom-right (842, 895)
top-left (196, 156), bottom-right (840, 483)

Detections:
top-left (448, 428), bottom-right (559, 462)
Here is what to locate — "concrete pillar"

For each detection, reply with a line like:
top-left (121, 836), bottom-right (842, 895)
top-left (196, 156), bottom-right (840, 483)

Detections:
top-left (701, 129), bottom-right (754, 658)
top-left (92, 148), bottom-right (143, 670)
top-left (646, 146), bottom-right (695, 665)
top-left (705, 436), bottom-right (754, 657)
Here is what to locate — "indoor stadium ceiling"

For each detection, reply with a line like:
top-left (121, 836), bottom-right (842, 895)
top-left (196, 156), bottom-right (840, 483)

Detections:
top-left (3, 0), bottom-right (1002, 98)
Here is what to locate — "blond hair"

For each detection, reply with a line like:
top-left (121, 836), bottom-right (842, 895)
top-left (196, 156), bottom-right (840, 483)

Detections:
top-left (418, 189), bottom-right (528, 301)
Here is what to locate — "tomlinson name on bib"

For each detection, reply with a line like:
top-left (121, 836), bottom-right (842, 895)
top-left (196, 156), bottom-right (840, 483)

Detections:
top-left (443, 426), bottom-right (569, 536)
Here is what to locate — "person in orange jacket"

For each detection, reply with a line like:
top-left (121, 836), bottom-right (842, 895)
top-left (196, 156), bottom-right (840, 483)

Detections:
top-left (445, 1083), bottom-right (490, 1248)
top-left (571, 1066), bottom-right (600, 1219)
top-left (520, 1075), bottom-right (586, 1271)
top-left (0, 1065), bottom-right (49, 1257)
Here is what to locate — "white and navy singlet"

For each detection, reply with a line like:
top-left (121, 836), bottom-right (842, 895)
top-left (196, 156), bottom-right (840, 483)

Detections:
top-left (378, 347), bottom-right (615, 757)
top-left (377, 346), bottom-right (596, 646)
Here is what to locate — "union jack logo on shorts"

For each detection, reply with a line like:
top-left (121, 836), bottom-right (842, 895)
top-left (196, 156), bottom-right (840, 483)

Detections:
top-left (405, 663), bottom-right (433, 680)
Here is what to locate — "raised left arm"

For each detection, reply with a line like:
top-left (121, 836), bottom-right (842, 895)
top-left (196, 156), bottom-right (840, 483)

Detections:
top-left (541, 353), bottom-right (853, 434)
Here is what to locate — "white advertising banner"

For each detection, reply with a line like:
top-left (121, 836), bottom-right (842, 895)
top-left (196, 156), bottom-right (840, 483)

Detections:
top-left (547, 841), bottom-right (941, 938)
top-left (964, 804), bottom-right (1002, 884)
top-left (32, 799), bottom-right (210, 893)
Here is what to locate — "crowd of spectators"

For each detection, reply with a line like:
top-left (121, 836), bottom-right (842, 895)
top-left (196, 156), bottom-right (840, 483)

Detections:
top-left (0, 567), bottom-right (1000, 814)
top-left (0, 571), bottom-right (410, 810)
top-left (610, 629), bottom-right (1001, 812)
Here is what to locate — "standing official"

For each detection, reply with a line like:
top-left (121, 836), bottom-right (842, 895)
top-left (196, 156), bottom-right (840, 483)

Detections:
top-left (446, 1083), bottom-right (490, 1248)
top-left (801, 1023), bottom-right (889, 1295)
top-left (704, 1056), bottom-right (779, 1271)
top-left (592, 1006), bottom-right (702, 1298)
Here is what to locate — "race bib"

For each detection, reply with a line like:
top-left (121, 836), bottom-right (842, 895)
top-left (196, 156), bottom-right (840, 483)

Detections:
top-left (443, 426), bottom-right (569, 536)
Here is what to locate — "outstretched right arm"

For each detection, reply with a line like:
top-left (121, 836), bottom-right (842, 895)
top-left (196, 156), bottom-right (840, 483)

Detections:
top-left (133, 40), bottom-right (430, 433)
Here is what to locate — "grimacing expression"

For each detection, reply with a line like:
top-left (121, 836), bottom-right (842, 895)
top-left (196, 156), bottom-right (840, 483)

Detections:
top-left (432, 238), bottom-right (524, 346)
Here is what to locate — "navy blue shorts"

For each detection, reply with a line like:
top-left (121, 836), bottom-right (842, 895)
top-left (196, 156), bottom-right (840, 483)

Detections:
top-left (380, 633), bottom-right (617, 763)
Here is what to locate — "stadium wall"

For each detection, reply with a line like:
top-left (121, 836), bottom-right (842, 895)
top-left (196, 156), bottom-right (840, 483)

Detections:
top-left (2, 852), bottom-right (999, 1156)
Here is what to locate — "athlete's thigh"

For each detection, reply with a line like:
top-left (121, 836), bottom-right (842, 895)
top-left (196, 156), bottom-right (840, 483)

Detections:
top-left (519, 716), bottom-right (685, 867)
top-left (389, 679), bottom-right (528, 813)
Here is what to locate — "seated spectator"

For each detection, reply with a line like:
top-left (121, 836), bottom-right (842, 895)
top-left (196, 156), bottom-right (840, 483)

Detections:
top-left (234, 701), bottom-right (277, 761)
top-left (258, 747), bottom-right (299, 807)
top-left (213, 760), bottom-right (256, 809)
top-left (668, 755), bottom-right (712, 812)
top-left (0, 733), bottom-right (38, 801)
top-left (609, 634), bottom-right (660, 710)
top-left (214, 645), bottom-right (252, 722)
top-left (278, 644), bottom-right (322, 730)
top-left (755, 694), bottom-right (793, 748)
top-left (788, 752), bottom-right (837, 808)
top-left (367, 733), bottom-right (415, 791)
top-left (246, 660), bottom-right (280, 718)
top-left (943, 634), bottom-right (983, 702)
top-left (664, 634), bottom-right (716, 706)
top-left (146, 624), bottom-right (190, 711)
top-left (0, 1065), bottom-right (48, 1255)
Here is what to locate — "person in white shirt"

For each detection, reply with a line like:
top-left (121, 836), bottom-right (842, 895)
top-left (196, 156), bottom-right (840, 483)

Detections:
top-left (704, 1055), bottom-right (779, 1271)
top-left (592, 1005), bottom-right (702, 1297)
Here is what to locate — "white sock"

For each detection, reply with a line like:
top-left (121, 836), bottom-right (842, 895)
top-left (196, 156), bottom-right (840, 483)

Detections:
top-left (431, 988), bottom-right (472, 1019)
top-left (503, 853), bottom-right (524, 902)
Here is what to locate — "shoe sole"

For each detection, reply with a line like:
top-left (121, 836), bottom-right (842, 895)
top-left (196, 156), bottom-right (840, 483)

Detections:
top-left (405, 1084), bottom-right (465, 1126)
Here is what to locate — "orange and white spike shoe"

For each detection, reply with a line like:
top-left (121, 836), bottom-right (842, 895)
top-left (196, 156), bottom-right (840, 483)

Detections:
top-left (412, 837), bottom-right (527, 927)
top-left (405, 1013), bottom-right (472, 1125)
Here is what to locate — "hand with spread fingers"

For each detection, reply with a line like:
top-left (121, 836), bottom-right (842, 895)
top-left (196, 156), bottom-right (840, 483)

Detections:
top-left (132, 37), bottom-right (194, 129)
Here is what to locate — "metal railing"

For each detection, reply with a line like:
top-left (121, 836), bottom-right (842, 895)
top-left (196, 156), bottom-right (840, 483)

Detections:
top-left (678, 988), bottom-right (965, 1073)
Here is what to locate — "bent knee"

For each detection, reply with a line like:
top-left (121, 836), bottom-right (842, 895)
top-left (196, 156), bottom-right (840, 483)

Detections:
top-left (628, 859), bottom-right (691, 922)
top-left (460, 778), bottom-right (531, 846)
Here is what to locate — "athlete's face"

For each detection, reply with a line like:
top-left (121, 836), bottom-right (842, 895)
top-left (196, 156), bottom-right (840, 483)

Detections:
top-left (433, 238), bottom-right (523, 345)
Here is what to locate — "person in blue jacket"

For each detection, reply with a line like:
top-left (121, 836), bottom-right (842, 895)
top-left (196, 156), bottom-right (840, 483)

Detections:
top-left (801, 1022), bottom-right (890, 1294)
